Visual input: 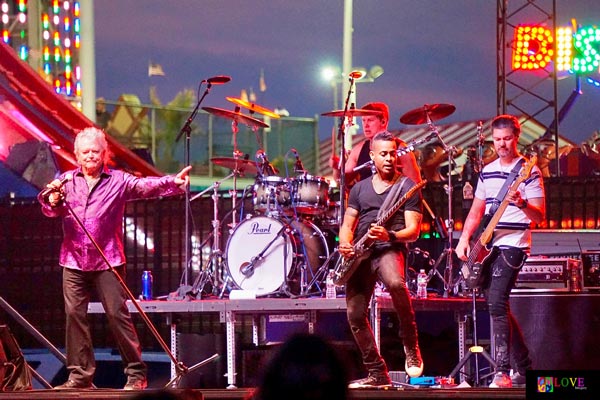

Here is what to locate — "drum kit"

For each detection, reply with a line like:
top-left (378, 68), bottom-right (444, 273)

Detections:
top-left (187, 96), bottom-right (462, 299)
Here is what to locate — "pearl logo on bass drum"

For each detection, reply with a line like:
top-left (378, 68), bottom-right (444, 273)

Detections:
top-left (248, 221), bottom-right (272, 235)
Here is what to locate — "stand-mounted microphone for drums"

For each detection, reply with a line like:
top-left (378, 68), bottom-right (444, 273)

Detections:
top-left (240, 256), bottom-right (261, 277)
top-left (291, 148), bottom-right (306, 174)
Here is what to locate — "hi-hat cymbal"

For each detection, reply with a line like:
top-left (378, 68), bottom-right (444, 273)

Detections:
top-left (399, 104), bottom-right (456, 125)
top-left (211, 157), bottom-right (258, 175)
top-left (321, 107), bottom-right (383, 118)
top-left (226, 97), bottom-right (280, 119)
top-left (202, 106), bottom-right (269, 129)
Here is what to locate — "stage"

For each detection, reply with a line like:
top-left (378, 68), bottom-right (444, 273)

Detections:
top-left (0, 387), bottom-right (526, 399)
top-left (85, 295), bottom-right (487, 388)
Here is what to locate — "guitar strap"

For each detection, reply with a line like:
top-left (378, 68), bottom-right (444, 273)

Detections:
top-left (488, 157), bottom-right (525, 216)
top-left (376, 176), bottom-right (409, 222)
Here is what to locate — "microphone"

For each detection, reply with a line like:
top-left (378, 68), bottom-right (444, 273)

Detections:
top-left (202, 75), bottom-right (231, 85)
top-left (349, 70), bottom-right (365, 80)
top-left (291, 148), bottom-right (305, 173)
top-left (40, 173), bottom-right (73, 197)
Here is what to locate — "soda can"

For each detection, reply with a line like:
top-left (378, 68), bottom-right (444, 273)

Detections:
top-left (141, 270), bottom-right (153, 300)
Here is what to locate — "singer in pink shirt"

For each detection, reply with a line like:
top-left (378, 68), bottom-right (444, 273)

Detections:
top-left (38, 127), bottom-right (191, 390)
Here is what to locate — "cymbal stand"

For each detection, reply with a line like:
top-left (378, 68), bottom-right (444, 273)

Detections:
top-left (425, 113), bottom-right (460, 297)
top-left (59, 194), bottom-right (218, 388)
top-left (173, 80), bottom-right (218, 298)
top-left (188, 172), bottom-right (235, 298)
top-left (230, 120), bottom-right (242, 227)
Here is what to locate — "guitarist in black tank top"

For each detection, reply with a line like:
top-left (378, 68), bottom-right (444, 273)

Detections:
top-left (330, 102), bottom-right (422, 190)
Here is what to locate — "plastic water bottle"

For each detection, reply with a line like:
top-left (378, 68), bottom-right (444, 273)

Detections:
top-left (141, 270), bottom-right (153, 300)
top-left (416, 269), bottom-right (428, 299)
top-left (326, 271), bottom-right (336, 299)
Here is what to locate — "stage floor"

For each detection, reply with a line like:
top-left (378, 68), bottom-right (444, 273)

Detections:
top-left (0, 387), bottom-right (526, 399)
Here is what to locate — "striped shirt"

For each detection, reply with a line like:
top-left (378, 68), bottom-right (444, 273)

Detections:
top-left (475, 156), bottom-right (544, 249)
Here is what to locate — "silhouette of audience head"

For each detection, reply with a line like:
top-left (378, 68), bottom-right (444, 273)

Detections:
top-left (252, 333), bottom-right (348, 400)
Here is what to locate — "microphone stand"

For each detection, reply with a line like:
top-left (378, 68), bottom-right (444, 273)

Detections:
top-left (336, 76), bottom-right (359, 227)
top-left (59, 194), bottom-right (217, 388)
top-left (173, 82), bottom-right (214, 299)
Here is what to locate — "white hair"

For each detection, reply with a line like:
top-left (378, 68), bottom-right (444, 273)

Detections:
top-left (74, 127), bottom-right (109, 163)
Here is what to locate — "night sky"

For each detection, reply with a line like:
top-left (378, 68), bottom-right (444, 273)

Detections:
top-left (93, 0), bottom-right (600, 145)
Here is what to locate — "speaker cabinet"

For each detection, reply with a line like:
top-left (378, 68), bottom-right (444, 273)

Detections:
top-left (510, 293), bottom-right (600, 370)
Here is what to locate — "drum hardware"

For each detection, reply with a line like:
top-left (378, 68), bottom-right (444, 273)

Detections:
top-left (400, 103), bottom-right (461, 297)
top-left (399, 103), bottom-right (456, 125)
top-left (226, 96), bottom-right (281, 119)
top-left (172, 78), bottom-right (228, 300)
top-left (187, 176), bottom-right (234, 299)
top-left (225, 216), bottom-right (329, 297)
top-left (353, 130), bottom-right (439, 173)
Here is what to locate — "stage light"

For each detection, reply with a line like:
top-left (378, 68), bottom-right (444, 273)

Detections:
top-left (556, 27), bottom-right (573, 71)
top-left (512, 25), bottom-right (554, 71)
top-left (572, 26), bottom-right (600, 74)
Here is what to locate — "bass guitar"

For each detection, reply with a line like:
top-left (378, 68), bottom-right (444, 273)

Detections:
top-left (332, 180), bottom-right (427, 286)
top-left (461, 156), bottom-right (537, 289)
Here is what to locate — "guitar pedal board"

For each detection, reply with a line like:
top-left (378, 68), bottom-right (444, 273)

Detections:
top-left (515, 257), bottom-right (580, 291)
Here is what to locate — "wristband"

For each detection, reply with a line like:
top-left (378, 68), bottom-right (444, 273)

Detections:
top-left (387, 230), bottom-right (396, 243)
top-left (517, 199), bottom-right (528, 209)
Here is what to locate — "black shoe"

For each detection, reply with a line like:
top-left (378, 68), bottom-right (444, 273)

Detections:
top-left (404, 345), bottom-right (424, 378)
top-left (348, 374), bottom-right (392, 389)
top-left (54, 379), bottom-right (92, 390)
top-left (123, 376), bottom-right (148, 390)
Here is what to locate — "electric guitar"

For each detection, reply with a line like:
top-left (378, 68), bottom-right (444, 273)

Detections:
top-left (461, 156), bottom-right (537, 289)
top-left (332, 180), bottom-right (427, 286)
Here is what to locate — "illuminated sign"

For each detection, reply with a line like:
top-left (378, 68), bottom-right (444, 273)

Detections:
top-left (512, 24), bottom-right (600, 74)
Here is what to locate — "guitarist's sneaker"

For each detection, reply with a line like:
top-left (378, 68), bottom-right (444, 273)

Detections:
top-left (510, 371), bottom-right (526, 387)
top-left (404, 346), bottom-right (424, 378)
top-left (489, 372), bottom-right (512, 388)
top-left (348, 374), bottom-right (392, 389)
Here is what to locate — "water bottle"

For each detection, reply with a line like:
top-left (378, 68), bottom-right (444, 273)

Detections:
top-left (141, 270), bottom-right (153, 300)
top-left (325, 271), bottom-right (336, 299)
top-left (416, 269), bottom-right (428, 299)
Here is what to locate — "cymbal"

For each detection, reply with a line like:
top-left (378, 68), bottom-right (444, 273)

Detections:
top-left (399, 103), bottom-right (456, 125)
top-left (202, 106), bottom-right (269, 129)
top-left (211, 157), bottom-right (258, 175)
top-left (226, 97), bottom-right (280, 119)
top-left (321, 107), bottom-right (383, 118)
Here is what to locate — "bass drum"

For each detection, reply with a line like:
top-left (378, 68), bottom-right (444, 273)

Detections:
top-left (225, 215), bottom-right (329, 296)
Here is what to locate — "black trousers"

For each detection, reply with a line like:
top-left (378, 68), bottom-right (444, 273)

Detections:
top-left (63, 266), bottom-right (146, 384)
top-left (345, 247), bottom-right (419, 377)
top-left (484, 247), bottom-right (532, 375)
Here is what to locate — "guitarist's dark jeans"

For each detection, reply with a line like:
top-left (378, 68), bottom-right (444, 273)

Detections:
top-left (485, 246), bottom-right (532, 375)
top-left (346, 247), bottom-right (419, 378)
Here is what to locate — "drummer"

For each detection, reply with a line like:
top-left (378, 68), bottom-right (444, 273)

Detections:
top-left (329, 102), bottom-right (422, 188)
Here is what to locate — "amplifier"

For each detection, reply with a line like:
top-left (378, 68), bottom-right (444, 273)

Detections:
top-left (581, 251), bottom-right (600, 290)
top-left (515, 257), bottom-right (579, 291)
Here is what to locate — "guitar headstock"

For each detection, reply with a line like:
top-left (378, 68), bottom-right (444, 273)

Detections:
top-left (519, 155), bottom-right (538, 180)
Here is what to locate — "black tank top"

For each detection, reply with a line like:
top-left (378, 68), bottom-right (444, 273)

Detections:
top-left (356, 140), bottom-right (373, 181)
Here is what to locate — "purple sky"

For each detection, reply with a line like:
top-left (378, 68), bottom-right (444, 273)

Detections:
top-left (94, 0), bottom-right (600, 145)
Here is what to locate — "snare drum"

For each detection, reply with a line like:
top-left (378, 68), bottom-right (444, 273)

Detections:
top-left (253, 176), bottom-right (291, 214)
top-left (225, 215), bottom-right (329, 296)
top-left (291, 174), bottom-right (329, 214)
